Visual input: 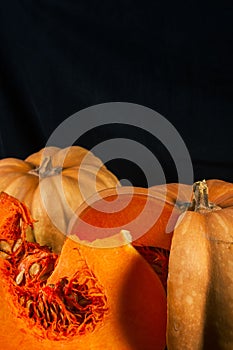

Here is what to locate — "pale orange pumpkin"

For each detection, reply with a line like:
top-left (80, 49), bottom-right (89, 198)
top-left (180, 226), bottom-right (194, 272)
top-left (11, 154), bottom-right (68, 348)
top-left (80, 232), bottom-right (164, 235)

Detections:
top-left (166, 179), bottom-right (233, 349)
top-left (0, 146), bottom-right (119, 253)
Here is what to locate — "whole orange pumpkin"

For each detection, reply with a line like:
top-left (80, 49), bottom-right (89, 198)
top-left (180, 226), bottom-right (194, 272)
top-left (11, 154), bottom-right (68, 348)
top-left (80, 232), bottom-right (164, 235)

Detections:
top-left (0, 146), bottom-right (119, 253)
top-left (166, 179), bottom-right (233, 349)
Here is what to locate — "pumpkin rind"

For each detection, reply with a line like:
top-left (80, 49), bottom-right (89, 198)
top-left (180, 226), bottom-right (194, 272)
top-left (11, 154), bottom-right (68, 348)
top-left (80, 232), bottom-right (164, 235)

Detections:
top-left (0, 146), bottom-right (119, 253)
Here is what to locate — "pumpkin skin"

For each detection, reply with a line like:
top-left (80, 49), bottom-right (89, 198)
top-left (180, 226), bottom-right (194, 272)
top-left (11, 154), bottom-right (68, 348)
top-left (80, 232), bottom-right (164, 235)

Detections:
top-left (166, 179), bottom-right (233, 350)
top-left (0, 146), bottom-right (119, 253)
top-left (0, 192), bottom-right (167, 350)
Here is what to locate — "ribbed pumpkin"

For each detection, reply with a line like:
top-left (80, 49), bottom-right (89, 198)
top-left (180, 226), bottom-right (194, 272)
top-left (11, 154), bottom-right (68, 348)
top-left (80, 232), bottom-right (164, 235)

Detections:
top-left (0, 146), bottom-right (119, 253)
top-left (166, 179), bottom-right (233, 349)
top-left (0, 192), bottom-right (167, 350)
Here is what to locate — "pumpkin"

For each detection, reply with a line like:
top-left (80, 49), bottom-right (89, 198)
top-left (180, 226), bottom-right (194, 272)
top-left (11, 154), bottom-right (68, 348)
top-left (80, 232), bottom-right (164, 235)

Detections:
top-left (0, 192), bottom-right (167, 350)
top-left (68, 186), bottom-right (182, 248)
top-left (68, 186), bottom-right (185, 290)
top-left (0, 146), bottom-right (119, 253)
top-left (166, 179), bottom-right (233, 349)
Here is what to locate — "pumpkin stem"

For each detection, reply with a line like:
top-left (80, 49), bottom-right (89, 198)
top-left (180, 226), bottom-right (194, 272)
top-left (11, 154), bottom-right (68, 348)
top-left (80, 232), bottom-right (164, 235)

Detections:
top-left (29, 156), bottom-right (62, 178)
top-left (193, 180), bottom-right (210, 211)
top-left (192, 180), bottom-right (221, 212)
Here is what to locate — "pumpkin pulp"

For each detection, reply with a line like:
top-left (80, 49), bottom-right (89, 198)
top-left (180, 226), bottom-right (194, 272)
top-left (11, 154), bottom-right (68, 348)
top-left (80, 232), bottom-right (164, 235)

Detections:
top-left (0, 192), bottom-right (107, 341)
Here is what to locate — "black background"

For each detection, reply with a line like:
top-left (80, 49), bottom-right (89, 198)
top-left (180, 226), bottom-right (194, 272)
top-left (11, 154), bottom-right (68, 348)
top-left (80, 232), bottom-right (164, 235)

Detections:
top-left (0, 1), bottom-right (232, 186)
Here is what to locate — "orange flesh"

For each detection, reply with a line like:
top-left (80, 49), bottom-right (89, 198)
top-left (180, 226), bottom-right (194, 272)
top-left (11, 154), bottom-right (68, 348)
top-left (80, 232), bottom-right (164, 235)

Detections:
top-left (0, 192), bottom-right (167, 350)
top-left (69, 189), bottom-right (179, 250)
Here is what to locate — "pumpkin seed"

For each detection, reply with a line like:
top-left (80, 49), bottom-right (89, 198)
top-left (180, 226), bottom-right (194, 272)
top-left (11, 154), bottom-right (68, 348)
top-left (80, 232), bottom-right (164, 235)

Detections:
top-left (36, 307), bottom-right (42, 318)
top-left (29, 262), bottom-right (41, 277)
top-left (16, 269), bottom-right (25, 285)
top-left (13, 238), bottom-right (22, 252)
top-left (45, 306), bottom-right (51, 323)
top-left (50, 302), bottom-right (58, 315)
top-left (0, 251), bottom-right (10, 259)
top-left (38, 300), bottom-right (45, 314)
top-left (0, 240), bottom-right (12, 254)
top-left (26, 300), bottom-right (34, 318)
top-left (26, 299), bottom-right (33, 309)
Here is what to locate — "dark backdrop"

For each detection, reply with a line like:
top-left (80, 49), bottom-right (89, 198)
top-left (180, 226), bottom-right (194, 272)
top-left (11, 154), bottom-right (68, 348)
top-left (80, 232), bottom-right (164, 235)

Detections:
top-left (0, 1), bottom-right (232, 186)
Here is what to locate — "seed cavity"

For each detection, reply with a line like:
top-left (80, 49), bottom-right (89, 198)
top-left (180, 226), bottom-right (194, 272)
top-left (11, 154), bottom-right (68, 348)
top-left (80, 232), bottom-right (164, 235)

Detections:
top-left (2, 232), bottom-right (107, 340)
top-left (15, 270), bottom-right (107, 339)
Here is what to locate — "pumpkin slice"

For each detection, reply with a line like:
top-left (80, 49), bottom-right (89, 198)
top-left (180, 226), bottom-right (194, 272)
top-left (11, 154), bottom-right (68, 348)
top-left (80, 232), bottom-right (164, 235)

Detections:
top-left (0, 192), bottom-right (167, 350)
top-left (0, 233), bottom-right (167, 350)
top-left (47, 232), bottom-right (167, 349)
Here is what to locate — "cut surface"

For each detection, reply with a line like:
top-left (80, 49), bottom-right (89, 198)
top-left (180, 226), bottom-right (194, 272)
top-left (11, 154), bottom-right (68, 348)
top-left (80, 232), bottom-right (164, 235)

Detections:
top-left (0, 193), bottom-right (167, 350)
top-left (69, 187), bottom-right (179, 250)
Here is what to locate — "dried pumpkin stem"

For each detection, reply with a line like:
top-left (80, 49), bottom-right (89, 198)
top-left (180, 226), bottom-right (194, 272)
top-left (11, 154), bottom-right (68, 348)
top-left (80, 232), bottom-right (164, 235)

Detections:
top-left (192, 180), bottom-right (221, 212)
top-left (193, 180), bottom-right (210, 211)
top-left (29, 157), bottom-right (62, 178)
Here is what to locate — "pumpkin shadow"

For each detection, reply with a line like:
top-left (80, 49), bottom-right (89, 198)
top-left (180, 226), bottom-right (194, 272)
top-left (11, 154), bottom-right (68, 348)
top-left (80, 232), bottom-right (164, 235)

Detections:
top-left (203, 300), bottom-right (221, 350)
top-left (202, 239), bottom-right (233, 350)
top-left (202, 256), bottom-right (228, 349)
top-left (117, 258), bottom-right (167, 350)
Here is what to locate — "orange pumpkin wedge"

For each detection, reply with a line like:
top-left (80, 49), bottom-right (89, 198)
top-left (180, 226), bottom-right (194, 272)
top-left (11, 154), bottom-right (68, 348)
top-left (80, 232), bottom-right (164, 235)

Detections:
top-left (0, 192), bottom-right (167, 350)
